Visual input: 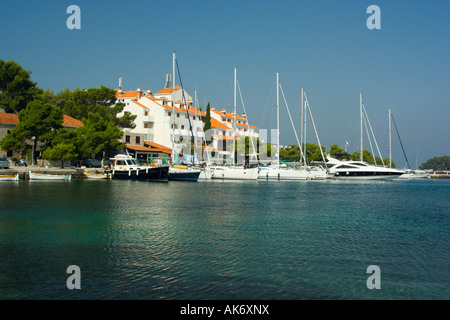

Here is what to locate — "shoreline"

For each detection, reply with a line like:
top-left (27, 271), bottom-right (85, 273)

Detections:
top-left (1, 166), bottom-right (449, 180)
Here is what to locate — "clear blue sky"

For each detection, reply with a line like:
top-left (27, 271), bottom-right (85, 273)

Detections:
top-left (1, 0), bottom-right (448, 167)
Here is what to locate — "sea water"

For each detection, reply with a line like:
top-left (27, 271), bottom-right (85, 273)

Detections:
top-left (0, 178), bottom-right (448, 299)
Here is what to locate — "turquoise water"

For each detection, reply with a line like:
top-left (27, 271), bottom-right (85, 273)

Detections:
top-left (0, 178), bottom-right (448, 300)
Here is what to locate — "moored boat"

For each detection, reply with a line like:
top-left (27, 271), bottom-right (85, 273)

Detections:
top-left (211, 165), bottom-right (259, 180)
top-left (258, 166), bottom-right (308, 180)
top-left (197, 164), bottom-right (212, 180)
top-left (84, 171), bottom-right (112, 179)
top-left (0, 173), bottom-right (19, 181)
top-left (29, 171), bottom-right (72, 181)
top-left (168, 165), bottom-right (201, 181)
top-left (110, 154), bottom-right (169, 181)
top-left (326, 156), bottom-right (404, 180)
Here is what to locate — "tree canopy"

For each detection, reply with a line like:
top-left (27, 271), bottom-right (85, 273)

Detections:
top-left (0, 59), bottom-right (43, 113)
top-left (0, 60), bottom-right (129, 163)
top-left (419, 156), bottom-right (450, 171)
top-left (0, 100), bottom-right (63, 154)
top-left (40, 86), bottom-right (136, 129)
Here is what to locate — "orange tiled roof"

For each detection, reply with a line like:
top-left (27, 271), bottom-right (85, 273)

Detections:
top-left (212, 109), bottom-right (246, 121)
top-left (0, 112), bottom-right (19, 125)
top-left (116, 91), bottom-right (139, 98)
top-left (145, 96), bottom-right (184, 112)
top-left (144, 141), bottom-right (172, 152)
top-left (63, 115), bottom-right (84, 128)
top-left (125, 145), bottom-right (153, 152)
top-left (186, 107), bottom-right (205, 116)
top-left (210, 118), bottom-right (231, 130)
top-left (131, 101), bottom-right (149, 109)
top-left (145, 97), bottom-right (204, 117)
top-left (155, 86), bottom-right (182, 95)
top-left (0, 113), bottom-right (83, 128)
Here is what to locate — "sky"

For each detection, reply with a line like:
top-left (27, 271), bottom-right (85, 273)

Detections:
top-left (0, 0), bottom-right (448, 167)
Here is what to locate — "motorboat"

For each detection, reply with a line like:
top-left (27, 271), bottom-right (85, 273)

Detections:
top-left (110, 154), bottom-right (169, 181)
top-left (84, 171), bottom-right (112, 179)
top-left (29, 171), bottom-right (72, 181)
top-left (168, 165), bottom-right (201, 181)
top-left (397, 169), bottom-right (430, 179)
top-left (326, 156), bottom-right (404, 180)
top-left (0, 173), bottom-right (19, 181)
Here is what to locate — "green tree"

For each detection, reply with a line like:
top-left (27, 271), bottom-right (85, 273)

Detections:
top-left (203, 102), bottom-right (212, 144)
top-left (350, 149), bottom-right (389, 165)
top-left (47, 86), bottom-right (136, 129)
top-left (329, 144), bottom-right (351, 160)
top-left (280, 145), bottom-right (301, 162)
top-left (0, 100), bottom-right (63, 159)
top-left (419, 156), bottom-right (450, 171)
top-left (303, 142), bottom-right (325, 162)
top-left (0, 59), bottom-right (43, 113)
top-left (76, 112), bottom-right (124, 159)
top-left (42, 128), bottom-right (78, 168)
top-left (42, 143), bottom-right (78, 168)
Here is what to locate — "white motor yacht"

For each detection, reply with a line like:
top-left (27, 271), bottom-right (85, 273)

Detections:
top-left (326, 156), bottom-right (404, 180)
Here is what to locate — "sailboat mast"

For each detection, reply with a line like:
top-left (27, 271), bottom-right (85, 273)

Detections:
top-left (303, 88), bottom-right (307, 165)
top-left (233, 67), bottom-right (237, 165)
top-left (276, 72), bottom-right (280, 168)
top-left (389, 108), bottom-right (392, 168)
top-left (301, 87), bottom-right (305, 165)
top-left (171, 52), bottom-right (176, 164)
top-left (360, 92), bottom-right (363, 162)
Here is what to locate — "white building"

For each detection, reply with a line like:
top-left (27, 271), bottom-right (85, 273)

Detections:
top-left (116, 85), bottom-right (259, 163)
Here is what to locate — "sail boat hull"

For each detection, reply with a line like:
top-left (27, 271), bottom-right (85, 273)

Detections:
top-left (258, 167), bottom-right (308, 180)
top-left (211, 166), bottom-right (258, 180)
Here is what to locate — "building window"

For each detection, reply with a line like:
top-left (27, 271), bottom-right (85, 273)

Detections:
top-left (144, 111), bottom-right (148, 116)
top-left (181, 125), bottom-right (185, 130)
top-left (177, 113), bottom-right (180, 118)
top-left (168, 112), bottom-right (171, 117)
top-left (125, 135), bottom-right (130, 143)
top-left (144, 123), bottom-right (148, 128)
top-left (136, 136), bottom-right (140, 144)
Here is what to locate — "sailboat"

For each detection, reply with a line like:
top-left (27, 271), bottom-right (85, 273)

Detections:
top-left (258, 73), bottom-right (309, 180)
top-left (210, 67), bottom-right (258, 180)
top-left (300, 88), bottom-right (327, 180)
top-left (167, 52), bottom-right (201, 182)
top-left (388, 109), bottom-right (429, 179)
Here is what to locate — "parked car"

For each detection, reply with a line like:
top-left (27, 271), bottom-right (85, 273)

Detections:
top-left (15, 159), bottom-right (28, 167)
top-left (81, 159), bottom-right (102, 168)
top-left (0, 157), bottom-right (10, 169)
